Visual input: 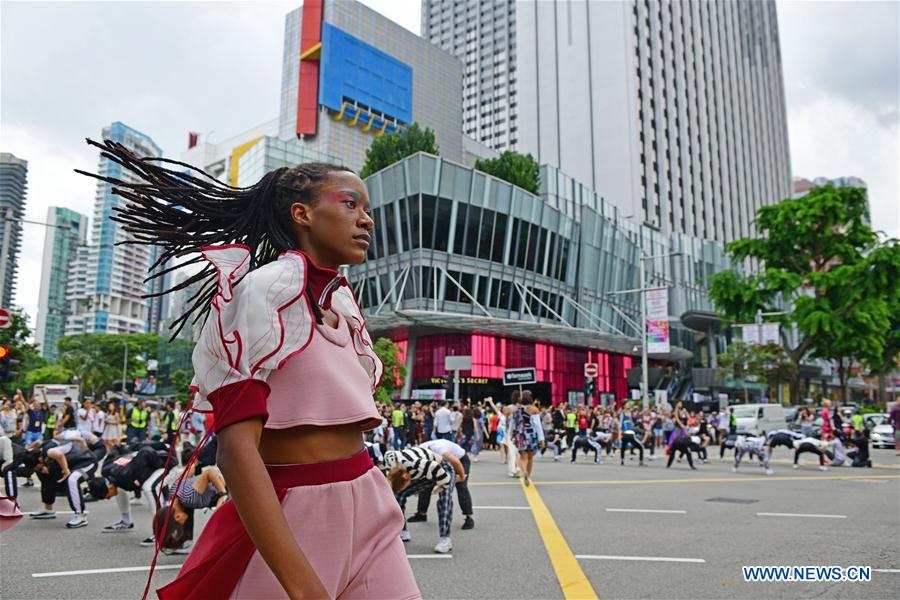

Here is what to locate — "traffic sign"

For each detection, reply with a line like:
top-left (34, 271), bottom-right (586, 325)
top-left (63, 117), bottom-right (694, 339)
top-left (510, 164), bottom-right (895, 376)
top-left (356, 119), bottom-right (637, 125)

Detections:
top-left (584, 362), bottom-right (599, 378)
top-left (0, 309), bottom-right (10, 329)
top-left (503, 367), bottom-right (536, 386)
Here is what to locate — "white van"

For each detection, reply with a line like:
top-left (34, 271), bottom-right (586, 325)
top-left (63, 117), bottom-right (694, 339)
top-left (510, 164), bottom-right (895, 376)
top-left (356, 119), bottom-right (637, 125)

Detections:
top-left (732, 403), bottom-right (786, 437)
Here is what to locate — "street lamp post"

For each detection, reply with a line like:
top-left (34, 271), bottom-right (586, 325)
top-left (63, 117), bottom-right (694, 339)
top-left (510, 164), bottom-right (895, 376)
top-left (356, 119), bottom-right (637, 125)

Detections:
top-left (638, 251), bottom-right (681, 410)
top-left (121, 341), bottom-right (128, 400)
top-left (606, 251), bottom-right (681, 410)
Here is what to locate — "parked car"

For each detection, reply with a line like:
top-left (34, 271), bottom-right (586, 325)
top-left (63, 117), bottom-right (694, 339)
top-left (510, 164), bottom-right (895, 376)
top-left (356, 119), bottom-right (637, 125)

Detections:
top-left (733, 404), bottom-right (786, 437)
top-left (783, 406), bottom-right (800, 424)
top-left (870, 422), bottom-right (895, 449)
top-left (864, 413), bottom-right (889, 429)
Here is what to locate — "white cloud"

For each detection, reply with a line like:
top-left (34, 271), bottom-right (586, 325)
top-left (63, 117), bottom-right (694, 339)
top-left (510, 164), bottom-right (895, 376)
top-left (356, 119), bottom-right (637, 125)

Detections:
top-left (778, 0), bottom-right (900, 237)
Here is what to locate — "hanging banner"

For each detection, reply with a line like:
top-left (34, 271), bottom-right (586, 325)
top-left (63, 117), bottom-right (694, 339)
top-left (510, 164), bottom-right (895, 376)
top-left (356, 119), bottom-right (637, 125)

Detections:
top-left (741, 324), bottom-right (760, 345)
top-left (645, 288), bottom-right (670, 353)
top-left (761, 323), bottom-right (780, 344)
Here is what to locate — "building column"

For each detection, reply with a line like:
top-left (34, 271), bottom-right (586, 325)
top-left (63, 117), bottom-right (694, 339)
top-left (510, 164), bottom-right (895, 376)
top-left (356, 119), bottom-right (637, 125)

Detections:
top-left (401, 333), bottom-right (417, 400)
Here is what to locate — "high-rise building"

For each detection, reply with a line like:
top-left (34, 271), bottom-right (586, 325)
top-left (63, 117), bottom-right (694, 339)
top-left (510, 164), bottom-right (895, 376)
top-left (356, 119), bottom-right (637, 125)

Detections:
top-left (424, 0), bottom-right (792, 245)
top-left (421, 0), bottom-right (518, 151)
top-left (0, 152), bottom-right (28, 309)
top-left (35, 207), bottom-right (89, 360)
top-left (66, 122), bottom-right (163, 335)
top-left (277, 0), bottom-right (463, 171)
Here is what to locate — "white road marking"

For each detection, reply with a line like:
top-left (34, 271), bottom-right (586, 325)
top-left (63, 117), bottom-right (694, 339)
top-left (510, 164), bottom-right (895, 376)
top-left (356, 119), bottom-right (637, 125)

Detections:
top-left (33, 565), bottom-right (180, 578)
top-left (605, 508), bottom-right (686, 514)
top-left (874, 569), bottom-right (900, 573)
top-left (756, 512), bottom-right (847, 519)
top-left (405, 554), bottom-right (453, 559)
top-left (472, 505), bottom-right (531, 510)
top-left (577, 555), bottom-right (705, 564)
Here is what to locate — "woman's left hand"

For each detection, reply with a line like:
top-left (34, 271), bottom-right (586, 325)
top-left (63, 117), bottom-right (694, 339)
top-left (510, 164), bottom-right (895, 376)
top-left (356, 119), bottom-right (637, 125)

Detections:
top-left (215, 495), bottom-right (228, 509)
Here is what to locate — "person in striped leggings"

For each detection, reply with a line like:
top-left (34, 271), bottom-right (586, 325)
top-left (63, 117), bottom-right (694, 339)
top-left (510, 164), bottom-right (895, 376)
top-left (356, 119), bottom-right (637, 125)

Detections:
top-left (385, 446), bottom-right (465, 554)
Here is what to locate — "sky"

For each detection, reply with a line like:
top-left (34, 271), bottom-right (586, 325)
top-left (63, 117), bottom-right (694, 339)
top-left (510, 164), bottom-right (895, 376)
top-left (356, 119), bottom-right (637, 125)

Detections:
top-left (1, 0), bottom-right (898, 336)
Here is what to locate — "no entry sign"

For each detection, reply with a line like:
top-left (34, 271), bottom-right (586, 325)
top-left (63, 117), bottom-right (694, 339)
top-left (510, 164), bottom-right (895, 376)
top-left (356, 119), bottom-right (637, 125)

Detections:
top-left (0, 309), bottom-right (10, 329)
top-left (584, 362), bottom-right (599, 378)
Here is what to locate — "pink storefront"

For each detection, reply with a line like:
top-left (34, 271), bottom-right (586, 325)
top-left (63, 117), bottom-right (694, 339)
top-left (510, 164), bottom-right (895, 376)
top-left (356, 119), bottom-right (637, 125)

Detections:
top-left (393, 333), bottom-right (634, 407)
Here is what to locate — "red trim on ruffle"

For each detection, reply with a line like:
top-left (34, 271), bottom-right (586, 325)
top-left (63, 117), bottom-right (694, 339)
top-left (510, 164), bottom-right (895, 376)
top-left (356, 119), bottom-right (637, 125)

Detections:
top-left (208, 380), bottom-right (270, 432)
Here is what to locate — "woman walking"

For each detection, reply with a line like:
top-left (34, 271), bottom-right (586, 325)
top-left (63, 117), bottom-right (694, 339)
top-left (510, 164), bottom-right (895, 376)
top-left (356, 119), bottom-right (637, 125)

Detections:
top-left (79, 140), bottom-right (419, 599)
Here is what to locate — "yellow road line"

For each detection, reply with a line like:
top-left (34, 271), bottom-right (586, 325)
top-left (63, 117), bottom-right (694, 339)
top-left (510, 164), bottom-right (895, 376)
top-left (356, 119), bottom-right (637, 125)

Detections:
top-left (471, 474), bottom-right (900, 487)
top-left (521, 480), bottom-right (599, 600)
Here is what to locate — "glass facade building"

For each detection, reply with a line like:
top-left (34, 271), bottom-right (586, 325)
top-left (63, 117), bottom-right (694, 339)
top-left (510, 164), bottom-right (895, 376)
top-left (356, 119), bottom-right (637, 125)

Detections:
top-left (35, 207), bottom-right (89, 361)
top-left (0, 152), bottom-right (28, 309)
top-left (66, 122), bottom-right (164, 335)
top-left (349, 153), bottom-right (731, 405)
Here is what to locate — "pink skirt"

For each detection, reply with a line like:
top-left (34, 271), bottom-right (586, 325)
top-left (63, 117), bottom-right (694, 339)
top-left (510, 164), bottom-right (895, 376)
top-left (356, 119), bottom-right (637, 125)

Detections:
top-left (158, 450), bottom-right (420, 600)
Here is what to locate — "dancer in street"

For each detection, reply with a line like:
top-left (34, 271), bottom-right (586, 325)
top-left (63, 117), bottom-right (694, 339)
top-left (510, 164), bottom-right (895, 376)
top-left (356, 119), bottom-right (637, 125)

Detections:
top-left (78, 141), bottom-right (419, 600)
top-left (732, 435), bottom-right (772, 475)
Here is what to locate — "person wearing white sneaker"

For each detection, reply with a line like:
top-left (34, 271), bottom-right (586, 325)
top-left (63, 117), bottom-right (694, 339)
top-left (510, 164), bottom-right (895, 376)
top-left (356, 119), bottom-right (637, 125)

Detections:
top-left (85, 444), bottom-right (168, 539)
top-left (732, 435), bottom-right (771, 475)
top-left (386, 447), bottom-right (460, 553)
top-left (26, 438), bottom-right (104, 528)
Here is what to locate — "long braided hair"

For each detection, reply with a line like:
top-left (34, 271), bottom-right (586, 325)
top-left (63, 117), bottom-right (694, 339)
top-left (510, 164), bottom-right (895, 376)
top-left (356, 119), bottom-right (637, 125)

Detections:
top-left (75, 138), bottom-right (352, 338)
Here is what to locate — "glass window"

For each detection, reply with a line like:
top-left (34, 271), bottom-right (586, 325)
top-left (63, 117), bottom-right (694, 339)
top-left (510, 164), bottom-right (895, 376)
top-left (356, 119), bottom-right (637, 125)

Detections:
top-left (526, 223), bottom-right (541, 271)
top-left (492, 213), bottom-right (508, 263)
top-left (422, 194), bottom-right (437, 249)
top-left (398, 198), bottom-right (411, 253)
top-left (499, 280), bottom-right (513, 309)
top-left (459, 272), bottom-right (474, 304)
top-left (478, 209), bottom-right (495, 260)
top-left (465, 206), bottom-right (481, 257)
top-left (433, 198), bottom-right (452, 252)
top-left (558, 239), bottom-right (570, 282)
top-left (515, 220), bottom-right (529, 268)
top-left (476, 275), bottom-right (489, 306)
top-left (453, 203), bottom-right (469, 255)
top-left (407, 195), bottom-right (420, 249)
top-left (384, 203), bottom-right (398, 256)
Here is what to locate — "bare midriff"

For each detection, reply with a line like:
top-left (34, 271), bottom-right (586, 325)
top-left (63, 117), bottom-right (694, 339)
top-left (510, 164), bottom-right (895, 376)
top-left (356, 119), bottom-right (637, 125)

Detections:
top-left (258, 422), bottom-right (365, 465)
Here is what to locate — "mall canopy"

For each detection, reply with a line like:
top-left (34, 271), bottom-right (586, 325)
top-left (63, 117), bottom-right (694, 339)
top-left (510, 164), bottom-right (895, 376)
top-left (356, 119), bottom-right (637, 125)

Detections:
top-left (366, 309), bottom-right (693, 362)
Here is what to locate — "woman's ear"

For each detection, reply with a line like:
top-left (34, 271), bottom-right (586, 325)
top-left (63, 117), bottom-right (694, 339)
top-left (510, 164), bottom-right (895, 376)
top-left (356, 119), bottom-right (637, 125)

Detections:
top-left (291, 202), bottom-right (312, 227)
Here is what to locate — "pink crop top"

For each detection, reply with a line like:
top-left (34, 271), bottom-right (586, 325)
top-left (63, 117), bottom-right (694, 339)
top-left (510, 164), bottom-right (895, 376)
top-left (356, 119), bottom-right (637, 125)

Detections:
top-left (263, 312), bottom-right (381, 431)
top-left (188, 245), bottom-right (384, 433)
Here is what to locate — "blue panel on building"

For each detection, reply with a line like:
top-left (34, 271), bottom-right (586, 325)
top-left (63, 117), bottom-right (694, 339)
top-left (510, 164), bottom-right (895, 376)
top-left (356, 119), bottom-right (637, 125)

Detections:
top-left (319, 23), bottom-right (413, 124)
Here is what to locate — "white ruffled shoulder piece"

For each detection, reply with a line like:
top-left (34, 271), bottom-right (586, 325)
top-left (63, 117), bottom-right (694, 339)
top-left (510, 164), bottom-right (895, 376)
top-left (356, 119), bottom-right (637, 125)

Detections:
top-left (189, 245), bottom-right (384, 411)
top-left (189, 245), bottom-right (314, 412)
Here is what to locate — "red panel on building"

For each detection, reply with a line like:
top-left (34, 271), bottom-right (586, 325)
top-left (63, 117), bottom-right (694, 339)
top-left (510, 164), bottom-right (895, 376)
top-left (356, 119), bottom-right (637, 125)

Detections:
top-left (408, 334), bottom-right (633, 406)
top-left (297, 0), bottom-right (323, 137)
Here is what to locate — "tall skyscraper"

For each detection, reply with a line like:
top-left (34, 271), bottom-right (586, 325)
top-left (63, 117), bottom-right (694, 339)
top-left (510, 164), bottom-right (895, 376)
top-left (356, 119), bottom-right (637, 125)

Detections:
top-left (0, 152), bottom-right (28, 309)
top-left (35, 207), bottom-right (89, 360)
top-left (277, 0), bottom-right (462, 171)
top-left (421, 0), bottom-right (518, 151)
top-left (424, 0), bottom-right (792, 245)
top-left (66, 122), bottom-right (163, 336)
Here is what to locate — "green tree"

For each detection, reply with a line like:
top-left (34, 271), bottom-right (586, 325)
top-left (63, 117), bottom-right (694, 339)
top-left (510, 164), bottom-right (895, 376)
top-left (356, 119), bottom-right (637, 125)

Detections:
top-left (0, 310), bottom-right (46, 394)
top-left (717, 342), bottom-right (796, 403)
top-left (170, 369), bottom-right (195, 406)
top-left (57, 333), bottom-right (161, 398)
top-left (372, 337), bottom-right (407, 404)
top-left (359, 123), bottom-right (439, 179)
top-left (708, 184), bottom-right (900, 401)
top-left (24, 364), bottom-right (74, 389)
top-left (475, 151), bottom-right (541, 194)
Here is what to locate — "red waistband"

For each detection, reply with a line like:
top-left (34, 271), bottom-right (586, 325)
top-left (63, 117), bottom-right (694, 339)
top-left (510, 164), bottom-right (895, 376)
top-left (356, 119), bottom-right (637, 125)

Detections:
top-left (265, 449), bottom-right (373, 487)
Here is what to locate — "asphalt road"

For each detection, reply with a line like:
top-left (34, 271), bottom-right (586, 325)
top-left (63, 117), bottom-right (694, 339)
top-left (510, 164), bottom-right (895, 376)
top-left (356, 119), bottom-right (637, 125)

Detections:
top-left (1, 447), bottom-right (898, 600)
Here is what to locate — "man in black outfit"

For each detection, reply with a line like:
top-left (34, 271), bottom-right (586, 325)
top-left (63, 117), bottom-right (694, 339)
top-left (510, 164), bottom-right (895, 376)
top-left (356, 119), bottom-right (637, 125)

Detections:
top-left (666, 435), bottom-right (697, 469)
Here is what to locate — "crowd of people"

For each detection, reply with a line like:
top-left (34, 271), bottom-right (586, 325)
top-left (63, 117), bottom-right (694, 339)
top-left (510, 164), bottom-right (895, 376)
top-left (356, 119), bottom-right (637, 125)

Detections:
top-left (0, 389), bottom-right (889, 557)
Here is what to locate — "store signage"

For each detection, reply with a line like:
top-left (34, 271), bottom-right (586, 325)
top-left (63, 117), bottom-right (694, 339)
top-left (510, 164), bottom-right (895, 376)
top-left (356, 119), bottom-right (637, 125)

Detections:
top-left (503, 367), bottom-right (536, 386)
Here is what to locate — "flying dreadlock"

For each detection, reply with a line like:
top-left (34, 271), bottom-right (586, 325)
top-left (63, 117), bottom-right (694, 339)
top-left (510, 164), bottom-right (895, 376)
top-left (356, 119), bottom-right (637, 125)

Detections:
top-left (75, 138), bottom-right (352, 338)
